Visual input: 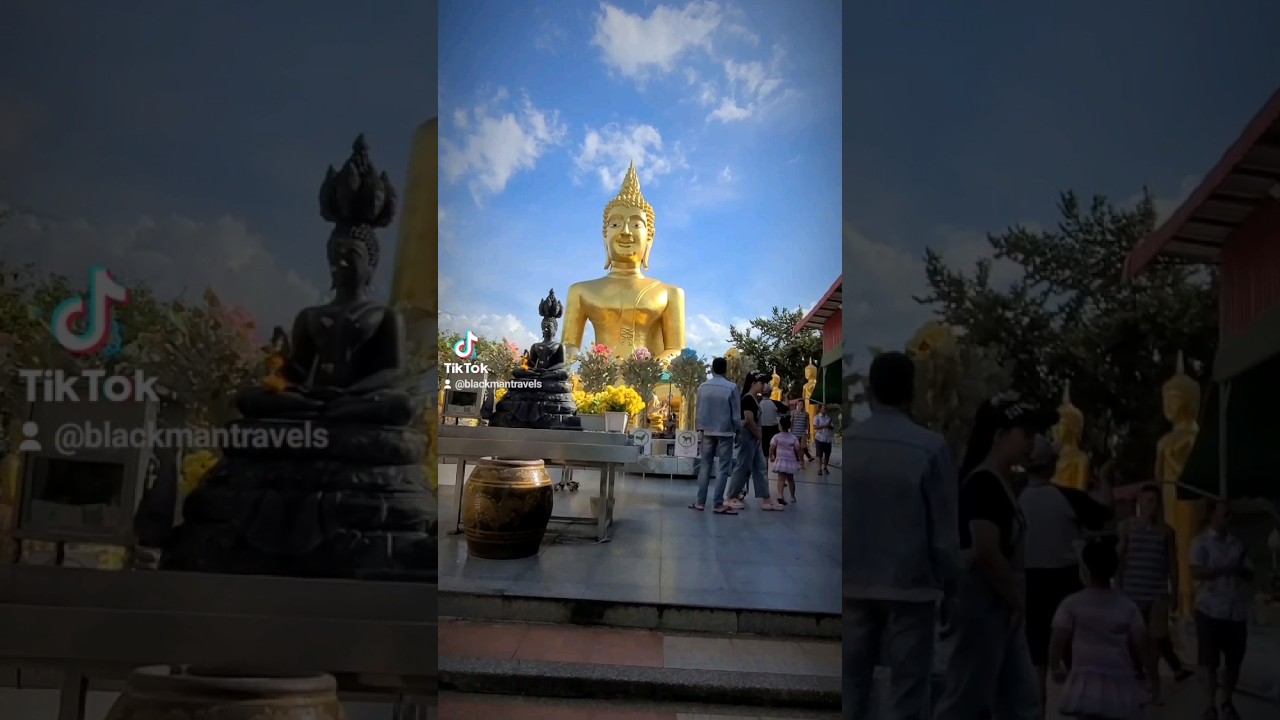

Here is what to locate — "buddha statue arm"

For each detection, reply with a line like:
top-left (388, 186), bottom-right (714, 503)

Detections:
top-left (287, 312), bottom-right (318, 386)
top-left (561, 284), bottom-right (587, 361)
top-left (658, 286), bottom-right (686, 363)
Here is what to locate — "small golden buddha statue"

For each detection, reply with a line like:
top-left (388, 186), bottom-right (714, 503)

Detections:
top-left (1156, 351), bottom-right (1203, 613)
top-left (906, 320), bottom-right (958, 359)
top-left (771, 368), bottom-right (783, 401)
top-left (802, 360), bottom-right (818, 443)
top-left (562, 162), bottom-right (687, 364)
top-left (1051, 382), bottom-right (1090, 491)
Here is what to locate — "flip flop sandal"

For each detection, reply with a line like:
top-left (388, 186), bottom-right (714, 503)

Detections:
top-left (712, 506), bottom-right (738, 515)
top-left (761, 504), bottom-right (784, 511)
top-left (687, 503), bottom-right (705, 511)
top-left (778, 498), bottom-right (788, 505)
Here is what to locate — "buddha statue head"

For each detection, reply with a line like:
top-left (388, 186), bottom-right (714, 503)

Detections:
top-left (319, 135), bottom-right (397, 294)
top-left (805, 360), bottom-right (818, 381)
top-left (906, 321), bottom-right (958, 360)
top-left (1052, 382), bottom-right (1084, 447)
top-left (1162, 351), bottom-right (1201, 425)
top-left (602, 161), bottom-right (656, 271)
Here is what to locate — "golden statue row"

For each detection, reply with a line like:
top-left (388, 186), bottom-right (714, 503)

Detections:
top-left (1049, 351), bottom-right (1202, 614)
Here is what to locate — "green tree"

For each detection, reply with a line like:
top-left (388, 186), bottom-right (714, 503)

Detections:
top-left (728, 307), bottom-right (823, 397)
top-left (917, 191), bottom-right (1218, 479)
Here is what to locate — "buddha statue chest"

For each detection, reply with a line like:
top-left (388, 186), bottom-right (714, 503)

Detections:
top-left (574, 279), bottom-right (669, 349)
top-left (298, 302), bottom-right (386, 386)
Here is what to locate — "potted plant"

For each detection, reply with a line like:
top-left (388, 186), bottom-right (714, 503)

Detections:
top-left (600, 385), bottom-right (645, 433)
top-left (576, 344), bottom-right (617, 392)
top-left (574, 390), bottom-right (606, 431)
top-left (620, 347), bottom-right (665, 426)
top-left (666, 348), bottom-right (708, 430)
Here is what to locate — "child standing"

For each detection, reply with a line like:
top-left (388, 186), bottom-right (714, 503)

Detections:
top-left (1050, 538), bottom-right (1156, 720)
top-left (770, 415), bottom-right (801, 505)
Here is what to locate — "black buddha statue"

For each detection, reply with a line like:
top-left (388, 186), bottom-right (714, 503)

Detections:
top-left (488, 289), bottom-right (581, 430)
top-left (162, 135), bottom-right (436, 581)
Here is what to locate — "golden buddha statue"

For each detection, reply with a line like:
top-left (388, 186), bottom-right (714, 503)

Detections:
top-left (562, 162), bottom-right (687, 364)
top-left (1051, 383), bottom-right (1090, 491)
top-left (802, 360), bottom-right (818, 443)
top-left (771, 368), bottom-right (783, 401)
top-left (905, 320), bottom-right (958, 359)
top-left (1155, 351), bottom-right (1203, 615)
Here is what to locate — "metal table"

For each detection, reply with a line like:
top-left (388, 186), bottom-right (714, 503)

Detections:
top-left (0, 565), bottom-right (437, 720)
top-left (439, 425), bottom-right (639, 543)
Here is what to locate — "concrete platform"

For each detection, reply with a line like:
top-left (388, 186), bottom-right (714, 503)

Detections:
top-left (439, 459), bottom-right (841, 615)
top-left (439, 692), bottom-right (838, 719)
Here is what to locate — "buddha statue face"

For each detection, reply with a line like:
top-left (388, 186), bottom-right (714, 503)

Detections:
top-left (1162, 382), bottom-right (1199, 424)
top-left (1052, 408), bottom-right (1083, 446)
top-left (604, 205), bottom-right (651, 268)
top-left (328, 235), bottom-right (373, 291)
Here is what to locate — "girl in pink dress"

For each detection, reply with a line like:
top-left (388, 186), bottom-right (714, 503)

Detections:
top-left (770, 415), bottom-right (802, 504)
top-left (1050, 538), bottom-right (1156, 719)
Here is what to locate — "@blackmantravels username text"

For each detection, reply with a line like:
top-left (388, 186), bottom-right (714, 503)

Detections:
top-left (448, 378), bottom-right (543, 390)
top-left (31, 421), bottom-right (329, 456)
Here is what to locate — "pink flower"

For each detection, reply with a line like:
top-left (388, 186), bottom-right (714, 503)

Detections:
top-left (593, 344), bottom-right (611, 355)
top-left (634, 347), bottom-right (652, 361)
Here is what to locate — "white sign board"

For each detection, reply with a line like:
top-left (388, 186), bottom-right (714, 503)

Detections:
top-left (674, 430), bottom-right (699, 458)
top-left (629, 428), bottom-right (653, 454)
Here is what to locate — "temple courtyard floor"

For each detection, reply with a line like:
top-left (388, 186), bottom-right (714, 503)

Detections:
top-left (438, 447), bottom-right (842, 614)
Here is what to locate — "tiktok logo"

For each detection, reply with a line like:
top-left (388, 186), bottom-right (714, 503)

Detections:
top-left (453, 330), bottom-right (478, 359)
top-left (49, 267), bottom-right (129, 355)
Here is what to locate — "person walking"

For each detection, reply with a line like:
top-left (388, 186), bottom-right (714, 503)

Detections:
top-left (1190, 500), bottom-right (1254, 720)
top-left (791, 399), bottom-right (813, 469)
top-left (1049, 538), bottom-right (1156, 719)
top-left (726, 372), bottom-right (784, 512)
top-left (843, 351), bottom-right (958, 720)
top-left (690, 357), bottom-right (741, 514)
top-left (935, 395), bottom-right (1053, 720)
top-left (758, 382), bottom-right (782, 481)
top-left (813, 404), bottom-right (834, 475)
top-left (1019, 435), bottom-right (1113, 718)
top-left (1117, 483), bottom-right (1194, 696)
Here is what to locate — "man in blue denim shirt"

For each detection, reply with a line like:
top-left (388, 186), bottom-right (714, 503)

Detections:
top-left (843, 351), bottom-right (959, 720)
top-left (691, 357), bottom-right (741, 514)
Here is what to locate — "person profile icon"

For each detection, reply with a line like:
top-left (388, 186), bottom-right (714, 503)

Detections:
top-left (18, 421), bottom-right (41, 453)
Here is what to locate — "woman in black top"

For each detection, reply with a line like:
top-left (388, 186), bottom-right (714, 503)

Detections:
top-left (935, 396), bottom-right (1056, 720)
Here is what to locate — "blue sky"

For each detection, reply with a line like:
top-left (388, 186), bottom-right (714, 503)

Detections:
top-left (843, 1), bottom-right (1280, 362)
top-left (0, 2), bottom-right (436, 335)
top-left (437, 0), bottom-right (843, 358)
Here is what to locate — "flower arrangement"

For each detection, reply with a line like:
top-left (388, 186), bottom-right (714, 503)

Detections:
top-left (599, 385), bottom-right (646, 416)
top-left (620, 347), bottom-right (665, 409)
top-left (180, 449), bottom-right (218, 499)
top-left (576, 344), bottom-right (617, 392)
top-left (573, 389), bottom-right (604, 414)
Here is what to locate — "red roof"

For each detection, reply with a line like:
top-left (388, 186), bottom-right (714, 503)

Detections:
top-left (1124, 87), bottom-right (1280, 279)
top-left (793, 276), bottom-right (842, 335)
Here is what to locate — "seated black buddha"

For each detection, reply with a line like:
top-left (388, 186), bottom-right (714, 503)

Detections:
top-left (162, 135), bottom-right (435, 581)
top-left (489, 290), bottom-right (580, 430)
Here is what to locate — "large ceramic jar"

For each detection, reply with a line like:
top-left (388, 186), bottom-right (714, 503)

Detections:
top-left (462, 458), bottom-right (554, 559)
top-left (106, 666), bottom-right (345, 719)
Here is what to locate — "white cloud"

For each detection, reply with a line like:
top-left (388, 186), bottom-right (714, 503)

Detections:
top-left (719, 166), bottom-right (733, 183)
top-left (706, 50), bottom-right (788, 123)
top-left (439, 89), bottom-right (567, 206)
top-left (591, 1), bottom-right (722, 81)
top-left (439, 311), bottom-right (538, 351)
top-left (575, 123), bottom-right (688, 192)
top-left (452, 109), bottom-right (467, 129)
top-left (0, 210), bottom-right (323, 333)
top-left (535, 21), bottom-right (569, 54)
top-left (685, 312), bottom-right (754, 360)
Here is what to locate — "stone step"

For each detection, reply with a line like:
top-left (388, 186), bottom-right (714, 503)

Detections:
top-left (441, 589), bottom-right (841, 640)
top-left (439, 690), bottom-right (839, 718)
top-left (439, 619), bottom-right (839, 710)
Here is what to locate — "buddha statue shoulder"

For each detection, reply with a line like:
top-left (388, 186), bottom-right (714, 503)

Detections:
top-left (803, 361), bottom-right (818, 440)
top-left (1050, 384), bottom-right (1090, 491)
top-left (237, 135), bottom-right (417, 427)
top-left (562, 161), bottom-right (686, 364)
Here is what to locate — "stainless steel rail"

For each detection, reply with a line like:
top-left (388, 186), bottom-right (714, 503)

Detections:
top-left (439, 425), bottom-right (640, 542)
top-left (0, 565), bottom-right (437, 720)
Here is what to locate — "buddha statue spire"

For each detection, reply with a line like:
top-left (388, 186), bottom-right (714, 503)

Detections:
top-left (602, 161), bottom-right (656, 270)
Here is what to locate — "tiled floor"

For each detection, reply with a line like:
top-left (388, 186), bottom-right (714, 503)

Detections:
top-left (438, 449), bottom-right (841, 614)
top-left (438, 692), bottom-right (839, 720)
top-left (439, 619), bottom-right (840, 677)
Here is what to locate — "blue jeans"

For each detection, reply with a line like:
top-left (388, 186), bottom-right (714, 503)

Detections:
top-left (844, 597), bottom-right (937, 720)
top-left (727, 432), bottom-right (769, 499)
top-left (695, 434), bottom-right (734, 507)
top-left (934, 572), bottom-right (1039, 720)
